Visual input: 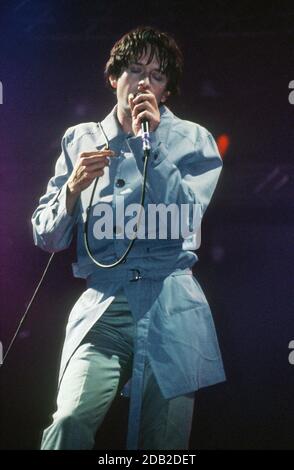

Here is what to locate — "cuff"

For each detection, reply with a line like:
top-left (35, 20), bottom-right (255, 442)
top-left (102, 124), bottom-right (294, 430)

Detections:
top-left (48, 183), bottom-right (79, 222)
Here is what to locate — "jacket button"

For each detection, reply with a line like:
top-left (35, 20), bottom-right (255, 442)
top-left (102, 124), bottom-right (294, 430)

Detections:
top-left (115, 178), bottom-right (125, 188)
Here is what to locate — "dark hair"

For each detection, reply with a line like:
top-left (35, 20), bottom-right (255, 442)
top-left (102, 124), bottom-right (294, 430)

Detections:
top-left (104, 26), bottom-right (183, 96)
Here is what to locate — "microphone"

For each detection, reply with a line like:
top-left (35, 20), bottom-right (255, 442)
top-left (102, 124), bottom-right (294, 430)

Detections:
top-left (141, 119), bottom-right (151, 153)
top-left (132, 91), bottom-right (151, 153)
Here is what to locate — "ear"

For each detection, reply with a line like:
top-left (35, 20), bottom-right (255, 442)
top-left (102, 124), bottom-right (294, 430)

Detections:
top-left (109, 75), bottom-right (117, 89)
top-left (161, 90), bottom-right (171, 103)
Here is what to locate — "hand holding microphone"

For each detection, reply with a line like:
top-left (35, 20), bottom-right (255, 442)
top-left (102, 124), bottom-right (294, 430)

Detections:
top-left (128, 84), bottom-right (160, 138)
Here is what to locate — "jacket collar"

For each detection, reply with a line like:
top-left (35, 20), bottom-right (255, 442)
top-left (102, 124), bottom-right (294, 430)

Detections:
top-left (97, 104), bottom-right (174, 148)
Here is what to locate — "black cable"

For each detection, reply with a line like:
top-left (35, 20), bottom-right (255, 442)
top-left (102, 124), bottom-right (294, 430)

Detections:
top-left (1, 122), bottom-right (150, 363)
top-left (1, 252), bottom-right (55, 366)
top-left (83, 149), bottom-right (149, 268)
top-left (83, 121), bottom-right (150, 268)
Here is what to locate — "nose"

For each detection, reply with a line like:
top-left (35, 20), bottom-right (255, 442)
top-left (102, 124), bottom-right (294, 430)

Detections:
top-left (138, 77), bottom-right (150, 89)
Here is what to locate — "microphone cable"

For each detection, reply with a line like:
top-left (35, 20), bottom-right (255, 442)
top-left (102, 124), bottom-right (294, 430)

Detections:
top-left (1, 121), bottom-right (151, 364)
top-left (1, 252), bottom-right (55, 367)
top-left (83, 121), bottom-right (150, 268)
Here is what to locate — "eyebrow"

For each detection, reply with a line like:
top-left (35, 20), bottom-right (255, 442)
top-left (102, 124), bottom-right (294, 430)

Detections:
top-left (131, 62), bottom-right (163, 72)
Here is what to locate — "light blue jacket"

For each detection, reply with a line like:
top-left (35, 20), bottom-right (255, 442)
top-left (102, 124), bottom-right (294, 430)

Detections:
top-left (32, 105), bottom-right (226, 448)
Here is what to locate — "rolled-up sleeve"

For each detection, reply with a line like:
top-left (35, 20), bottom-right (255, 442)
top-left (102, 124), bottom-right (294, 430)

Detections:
top-left (31, 131), bottom-right (80, 252)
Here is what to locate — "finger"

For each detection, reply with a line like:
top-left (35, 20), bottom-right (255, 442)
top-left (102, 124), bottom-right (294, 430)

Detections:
top-left (82, 160), bottom-right (109, 171)
top-left (80, 150), bottom-right (115, 156)
top-left (136, 110), bottom-right (153, 123)
top-left (79, 154), bottom-right (114, 164)
top-left (128, 93), bottom-right (135, 112)
top-left (132, 103), bottom-right (154, 122)
top-left (132, 101), bottom-right (153, 116)
top-left (77, 167), bottom-right (105, 182)
top-left (79, 150), bottom-right (115, 158)
top-left (80, 155), bottom-right (110, 166)
top-left (132, 92), bottom-right (155, 104)
top-left (84, 168), bottom-right (105, 180)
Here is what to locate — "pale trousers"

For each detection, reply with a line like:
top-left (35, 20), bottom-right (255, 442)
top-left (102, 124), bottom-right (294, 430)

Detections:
top-left (41, 291), bottom-right (195, 450)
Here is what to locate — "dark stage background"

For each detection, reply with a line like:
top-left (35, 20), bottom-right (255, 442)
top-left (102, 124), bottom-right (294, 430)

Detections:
top-left (0, 0), bottom-right (293, 450)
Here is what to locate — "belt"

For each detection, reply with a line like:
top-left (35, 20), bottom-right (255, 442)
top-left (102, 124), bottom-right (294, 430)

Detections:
top-left (87, 266), bottom-right (192, 286)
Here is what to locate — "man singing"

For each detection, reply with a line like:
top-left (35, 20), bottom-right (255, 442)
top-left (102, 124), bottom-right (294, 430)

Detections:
top-left (32, 26), bottom-right (225, 450)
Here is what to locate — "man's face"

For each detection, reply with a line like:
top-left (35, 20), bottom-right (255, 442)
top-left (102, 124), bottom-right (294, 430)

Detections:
top-left (109, 47), bottom-right (170, 117)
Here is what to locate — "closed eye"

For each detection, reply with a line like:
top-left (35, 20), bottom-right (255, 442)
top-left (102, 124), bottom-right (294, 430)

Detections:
top-left (129, 66), bottom-right (142, 74)
top-left (152, 73), bottom-right (164, 81)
